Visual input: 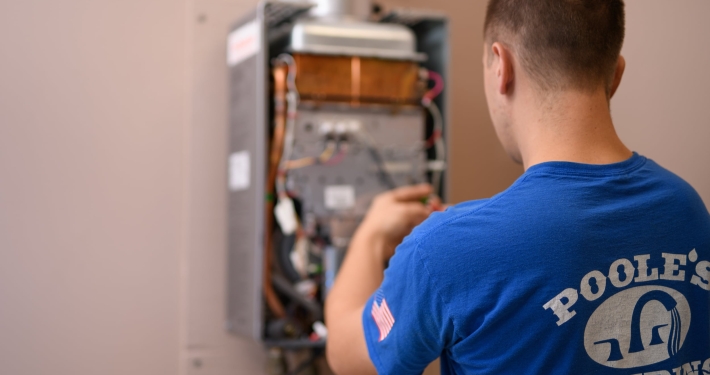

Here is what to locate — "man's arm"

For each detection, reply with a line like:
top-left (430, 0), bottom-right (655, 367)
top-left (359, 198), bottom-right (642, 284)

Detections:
top-left (325, 184), bottom-right (435, 375)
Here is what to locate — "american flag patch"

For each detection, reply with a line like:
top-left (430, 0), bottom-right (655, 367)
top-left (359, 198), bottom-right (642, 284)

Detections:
top-left (371, 291), bottom-right (395, 342)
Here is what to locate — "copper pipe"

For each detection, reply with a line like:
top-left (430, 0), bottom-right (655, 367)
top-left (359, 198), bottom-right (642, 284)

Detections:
top-left (351, 56), bottom-right (361, 107)
top-left (263, 66), bottom-right (288, 319)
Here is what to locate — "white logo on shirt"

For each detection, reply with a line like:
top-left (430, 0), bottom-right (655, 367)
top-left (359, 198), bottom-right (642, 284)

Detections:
top-left (584, 285), bottom-right (690, 368)
top-left (542, 249), bottom-right (710, 372)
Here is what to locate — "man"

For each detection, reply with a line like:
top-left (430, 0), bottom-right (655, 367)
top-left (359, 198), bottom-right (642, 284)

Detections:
top-left (325, 0), bottom-right (710, 374)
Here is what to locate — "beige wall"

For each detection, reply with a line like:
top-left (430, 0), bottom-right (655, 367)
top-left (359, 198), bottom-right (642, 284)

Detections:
top-left (0, 1), bottom-right (187, 374)
top-left (613, 0), bottom-right (710, 205)
top-left (182, 0), bottom-right (269, 374)
top-left (0, 1), bottom-right (708, 375)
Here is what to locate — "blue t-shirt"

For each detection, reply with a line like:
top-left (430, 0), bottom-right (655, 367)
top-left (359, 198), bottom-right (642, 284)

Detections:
top-left (363, 153), bottom-right (710, 375)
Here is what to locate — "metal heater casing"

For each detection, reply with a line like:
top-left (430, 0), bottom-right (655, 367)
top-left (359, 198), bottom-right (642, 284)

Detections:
top-left (226, 1), bottom-right (449, 343)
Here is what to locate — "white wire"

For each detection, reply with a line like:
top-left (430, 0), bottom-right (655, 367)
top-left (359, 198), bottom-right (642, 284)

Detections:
top-left (425, 101), bottom-right (446, 196)
top-left (274, 54), bottom-right (299, 198)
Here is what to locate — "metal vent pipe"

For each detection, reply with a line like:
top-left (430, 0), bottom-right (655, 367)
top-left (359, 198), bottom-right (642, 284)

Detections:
top-left (308, 0), bottom-right (372, 20)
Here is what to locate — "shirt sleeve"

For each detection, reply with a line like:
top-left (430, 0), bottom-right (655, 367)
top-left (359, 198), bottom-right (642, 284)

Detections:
top-left (362, 234), bottom-right (452, 374)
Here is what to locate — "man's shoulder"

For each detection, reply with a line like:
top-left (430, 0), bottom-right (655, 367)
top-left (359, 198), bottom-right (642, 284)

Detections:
top-left (414, 197), bottom-right (499, 243)
top-left (414, 173), bottom-right (537, 240)
top-left (411, 185), bottom-right (531, 257)
top-left (643, 158), bottom-right (708, 210)
top-left (416, 199), bottom-right (491, 234)
top-left (409, 155), bottom-right (708, 256)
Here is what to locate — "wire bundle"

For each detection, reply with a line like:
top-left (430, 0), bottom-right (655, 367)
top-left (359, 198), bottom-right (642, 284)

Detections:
top-left (422, 70), bottom-right (446, 196)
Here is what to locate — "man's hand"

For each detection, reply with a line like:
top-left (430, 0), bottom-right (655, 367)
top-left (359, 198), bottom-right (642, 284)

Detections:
top-left (325, 184), bottom-right (438, 375)
top-left (360, 184), bottom-right (437, 260)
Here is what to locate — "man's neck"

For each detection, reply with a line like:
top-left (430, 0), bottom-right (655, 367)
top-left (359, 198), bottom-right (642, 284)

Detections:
top-left (515, 88), bottom-right (633, 171)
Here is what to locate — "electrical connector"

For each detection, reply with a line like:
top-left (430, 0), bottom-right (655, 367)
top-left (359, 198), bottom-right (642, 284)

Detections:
top-left (319, 121), bottom-right (334, 135)
top-left (274, 197), bottom-right (298, 235)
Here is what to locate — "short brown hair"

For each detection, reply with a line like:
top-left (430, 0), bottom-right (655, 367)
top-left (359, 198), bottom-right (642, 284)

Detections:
top-left (484, 0), bottom-right (625, 92)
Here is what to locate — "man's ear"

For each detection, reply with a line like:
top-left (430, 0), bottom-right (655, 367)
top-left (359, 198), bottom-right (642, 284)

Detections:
top-left (491, 42), bottom-right (515, 95)
top-left (610, 55), bottom-right (626, 98)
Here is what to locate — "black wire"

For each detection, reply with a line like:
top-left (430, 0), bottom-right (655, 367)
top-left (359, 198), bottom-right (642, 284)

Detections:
top-left (367, 146), bottom-right (397, 189)
top-left (286, 349), bottom-right (322, 375)
top-left (278, 233), bottom-right (303, 283)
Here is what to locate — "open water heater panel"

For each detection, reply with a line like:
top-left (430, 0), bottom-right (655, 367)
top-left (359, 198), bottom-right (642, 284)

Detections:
top-left (226, 0), bottom-right (450, 358)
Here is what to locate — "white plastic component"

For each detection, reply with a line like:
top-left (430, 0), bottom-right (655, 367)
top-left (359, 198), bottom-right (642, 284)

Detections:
top-left (290, 236), bottom-right (310, 278)
top-left (274, 197), bottom-right (298, 235)
top-left (345, 120), bottom-right (361, 133)
top-left (295, 279), bottom-right (318, 297)
top-left (334, 121), bottom-right (348, 135)
top-left (312, 321), bottom-right (328, 339)
top-left (319, 121), bottom-right (334, 135)
top-left (324, 185), bottom-right (356, 210)
top-left (320, 119), bottom-right (361, 137)
top-left (427, 160), bottom-right (447, 172)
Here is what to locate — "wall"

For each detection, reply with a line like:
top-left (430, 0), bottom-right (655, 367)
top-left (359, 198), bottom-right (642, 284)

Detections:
top-left (182, 0), bottom-right (268, 374)
top-left (0, 1), bottom-right (187, 374)
top-left (0, 1), bottom-right (708, 375)
top-left (613, 0), bottom-right (710, 205)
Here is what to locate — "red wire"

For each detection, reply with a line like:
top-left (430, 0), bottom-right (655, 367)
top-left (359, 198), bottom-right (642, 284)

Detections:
top-left (423, 70), bottom-right (444, 148)
top-left (323, 148), bottom-right (347, 166)
top-left (425, 129), bottom-right (441, 149)
top-left (423, 70), bottom-right (444, 104)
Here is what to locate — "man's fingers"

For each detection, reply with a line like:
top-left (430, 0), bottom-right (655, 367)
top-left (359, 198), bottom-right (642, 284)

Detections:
top-left (427, 196), bottom-right (445, 211)
top-left (391, 184), bottom-right (433, 202)
top-left (403, 203), bottom-right (433, 225)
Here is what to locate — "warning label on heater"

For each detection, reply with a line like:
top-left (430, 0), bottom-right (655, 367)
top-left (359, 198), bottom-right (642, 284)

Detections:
top-left (227, 20), bottom-right (261, 67)
top-left (324, 185), bottom-right (356, 210)
top-left (229, 151), bottom-right (250, 192)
